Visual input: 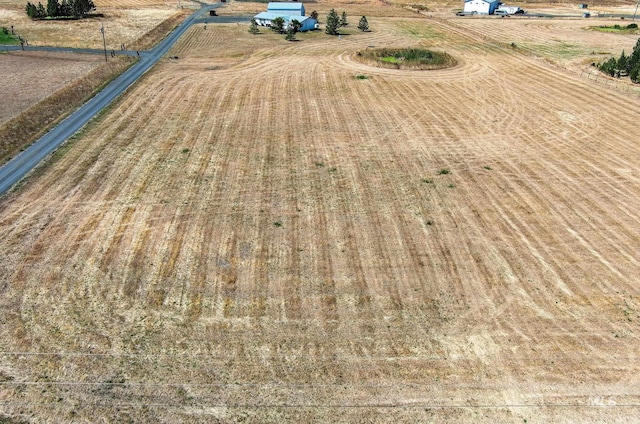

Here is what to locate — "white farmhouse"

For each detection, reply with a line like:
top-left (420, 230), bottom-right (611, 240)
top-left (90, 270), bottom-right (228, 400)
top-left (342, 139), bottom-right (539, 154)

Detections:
top-left (254, 2), bottom-right (318, 32)
top-left (463, 0), bottom-right (501, 14)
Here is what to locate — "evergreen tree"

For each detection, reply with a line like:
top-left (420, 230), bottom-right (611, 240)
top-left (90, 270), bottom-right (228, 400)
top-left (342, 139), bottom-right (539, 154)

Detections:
top-left (285, 26), bottom-right (296, 41)
top-left (630, 64), bottom-right (640, 83)
top-left (630, 38), bottom-right (640, 71)
top-left (47, 0), bottom-right (59, 17)
top-left (249, 18), bottom-right (259, 34)
top-left (72, 0), bottom-right (94, 17)
top-left (358, 15), bottom-right (369, 32)
top-left (617, 50), bottom-right (628, 73)
top-left (271, 16), bottom-right (285, 33)
top-left (600, 57), bottom-right (617, 77)
top-left (340, 11), bottom-right (348, 27)
top-left (290, 19), bottom-right (301, 33)
top-left (325, 9), bottom-right (339, 35)
top-left (59, 0), bottom-right (72, 16)
top-left (310, 10), bottom-right (318, 21)
top-left (36, 2), bottom-right (46, 18)
top-left (25, 2), bottom-right (37, 18)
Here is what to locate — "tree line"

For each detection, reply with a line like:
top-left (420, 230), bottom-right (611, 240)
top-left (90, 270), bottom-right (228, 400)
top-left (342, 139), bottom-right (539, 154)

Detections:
top-left (325, 10), bottom-right (369, 35)
top-left (25, 0), bottom-right (95, 19)
top-left (598, 36), bottom-right (640, 83)
top-left (248, 10), bottom-right (369, 41)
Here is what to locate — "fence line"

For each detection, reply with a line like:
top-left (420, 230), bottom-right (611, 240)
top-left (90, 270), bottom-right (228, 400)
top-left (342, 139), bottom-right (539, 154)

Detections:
top-left (579, 68), bottom-right (640, 96)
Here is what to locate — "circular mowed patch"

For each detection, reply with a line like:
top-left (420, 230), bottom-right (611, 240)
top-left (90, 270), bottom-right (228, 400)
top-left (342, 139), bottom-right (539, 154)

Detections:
top-left (355, 48), bottom-right (456, 70)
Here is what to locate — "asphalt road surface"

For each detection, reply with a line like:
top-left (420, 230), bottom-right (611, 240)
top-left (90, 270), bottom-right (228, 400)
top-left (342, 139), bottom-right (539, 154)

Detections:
top-left (0, 3), bottom-right (238, 195)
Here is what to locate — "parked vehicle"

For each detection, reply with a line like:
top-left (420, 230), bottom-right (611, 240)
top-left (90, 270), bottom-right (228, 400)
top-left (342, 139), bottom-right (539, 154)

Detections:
top-left (496, 6), bottom-right (523, 15)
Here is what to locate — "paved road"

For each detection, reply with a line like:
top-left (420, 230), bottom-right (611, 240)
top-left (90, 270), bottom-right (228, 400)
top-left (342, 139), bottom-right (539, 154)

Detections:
top-left (0, 3), bottom-right (234, 195)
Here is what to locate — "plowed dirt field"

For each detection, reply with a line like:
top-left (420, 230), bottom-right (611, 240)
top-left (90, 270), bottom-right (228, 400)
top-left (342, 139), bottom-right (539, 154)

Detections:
top-left (1, 7), bottom-right (639, 423)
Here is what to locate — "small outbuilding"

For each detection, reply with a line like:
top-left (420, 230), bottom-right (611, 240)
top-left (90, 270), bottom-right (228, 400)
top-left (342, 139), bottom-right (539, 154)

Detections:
top-left (463, 0), bottom-right (501, 15)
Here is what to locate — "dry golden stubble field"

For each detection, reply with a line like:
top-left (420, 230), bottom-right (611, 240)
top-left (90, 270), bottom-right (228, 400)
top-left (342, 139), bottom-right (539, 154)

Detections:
top-left (0, 0), bottom-right (185, 49)
top-left (0, 0), bottom-right (188, 163)
top-left (0, 51), bottom-right (103, 125)
top-left (1, 5), bottom-right (640, 423)
top-left (0, 55), bottom-right (135, 165)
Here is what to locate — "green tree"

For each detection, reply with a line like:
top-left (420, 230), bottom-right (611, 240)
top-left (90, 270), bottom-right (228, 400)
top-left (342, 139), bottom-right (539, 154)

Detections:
top-left (617, 50), bottom-right (628, 73)
top-left (271, 16), bottom-right (285, 33)
top-left (25, 2), bottom-right (37, 18)
top-left (358, 15), bottom-right (369, 32)
top-left (72, 0), bottom-right (94, 17)
top-left (310, 10), bottom-right (318, 21)
top-left (290, 19), bottom-right (301, 33)
top-left (249, 18), bottom-right (259, 34)
top-left (630, 38), bottom-right (640, 70)
top-left (36, 2), bottom-right (46, 18)
top-left (340, 11), bottom-right (348, 27)
top-left (630, 64), bottom-right (640, 83)
top-left (47, 0), bottom-right (59, 17)
top-left (325, 9), bottom-right (339, 35)
top-left (285, 26), bottom-right (296, 41)
top-left (599, 57), bottom-right (617, 77)
top-left (59, 0), bottom-right (72, 16)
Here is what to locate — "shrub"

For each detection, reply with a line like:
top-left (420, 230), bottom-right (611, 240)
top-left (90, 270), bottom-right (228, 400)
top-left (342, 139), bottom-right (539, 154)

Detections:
top-left (356, 48), bottom-right (455, 70)
top-left (358, 16), bottom-right (369, 32)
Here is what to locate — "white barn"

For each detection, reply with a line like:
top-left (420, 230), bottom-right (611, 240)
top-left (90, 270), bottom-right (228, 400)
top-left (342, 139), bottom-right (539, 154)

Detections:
top-left (253, 2), bottom-right (317, 32)
top-left (463, 0), bottom-right (501, 14)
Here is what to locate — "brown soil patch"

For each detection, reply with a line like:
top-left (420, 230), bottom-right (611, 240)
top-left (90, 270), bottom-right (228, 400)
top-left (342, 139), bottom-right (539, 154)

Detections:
top-left (1, 3), bottom-right (640, 423)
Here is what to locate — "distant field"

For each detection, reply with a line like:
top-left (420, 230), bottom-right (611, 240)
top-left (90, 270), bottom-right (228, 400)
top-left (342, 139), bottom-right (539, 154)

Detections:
top-left (0, 51), bottom-right (102, 125)
top-left (1, 1), bottom-right (640, 423)
top-left (0, 0), bottom-right (188, 163)
top-left (0, 0), bottom-right (184, 49)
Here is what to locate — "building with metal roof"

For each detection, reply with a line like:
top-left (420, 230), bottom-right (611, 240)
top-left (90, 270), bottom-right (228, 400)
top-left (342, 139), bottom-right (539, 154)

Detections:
top-left (254, 2), bottom-right (317, 32)
top-left (463, 0), bottom-right (501, 14)
top-left (267, 2), bottom-right (305, 16)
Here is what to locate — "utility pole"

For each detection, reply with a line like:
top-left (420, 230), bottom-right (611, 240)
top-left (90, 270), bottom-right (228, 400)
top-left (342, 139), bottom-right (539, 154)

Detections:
top-left (100, 23), bottom-right (107, 62)
top-left (634, 0), bottom-right (640, 21)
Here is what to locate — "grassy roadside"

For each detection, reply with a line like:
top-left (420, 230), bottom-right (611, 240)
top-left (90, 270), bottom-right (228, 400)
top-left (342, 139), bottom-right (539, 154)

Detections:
top-left (0, 27), bottom-right (19, 45)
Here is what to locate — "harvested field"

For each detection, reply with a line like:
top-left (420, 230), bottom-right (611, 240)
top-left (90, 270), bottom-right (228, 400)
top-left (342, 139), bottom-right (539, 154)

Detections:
top-left (0, 0), bottom-right (184, 49)
top-left (0, 54), bottom-right (135, 165)
top-left (1, 3), bottom-right (640, 423)
top-left (447, 16), bottom-right (640, 69)
top-left (0, 51), bottom-right (102, 125)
